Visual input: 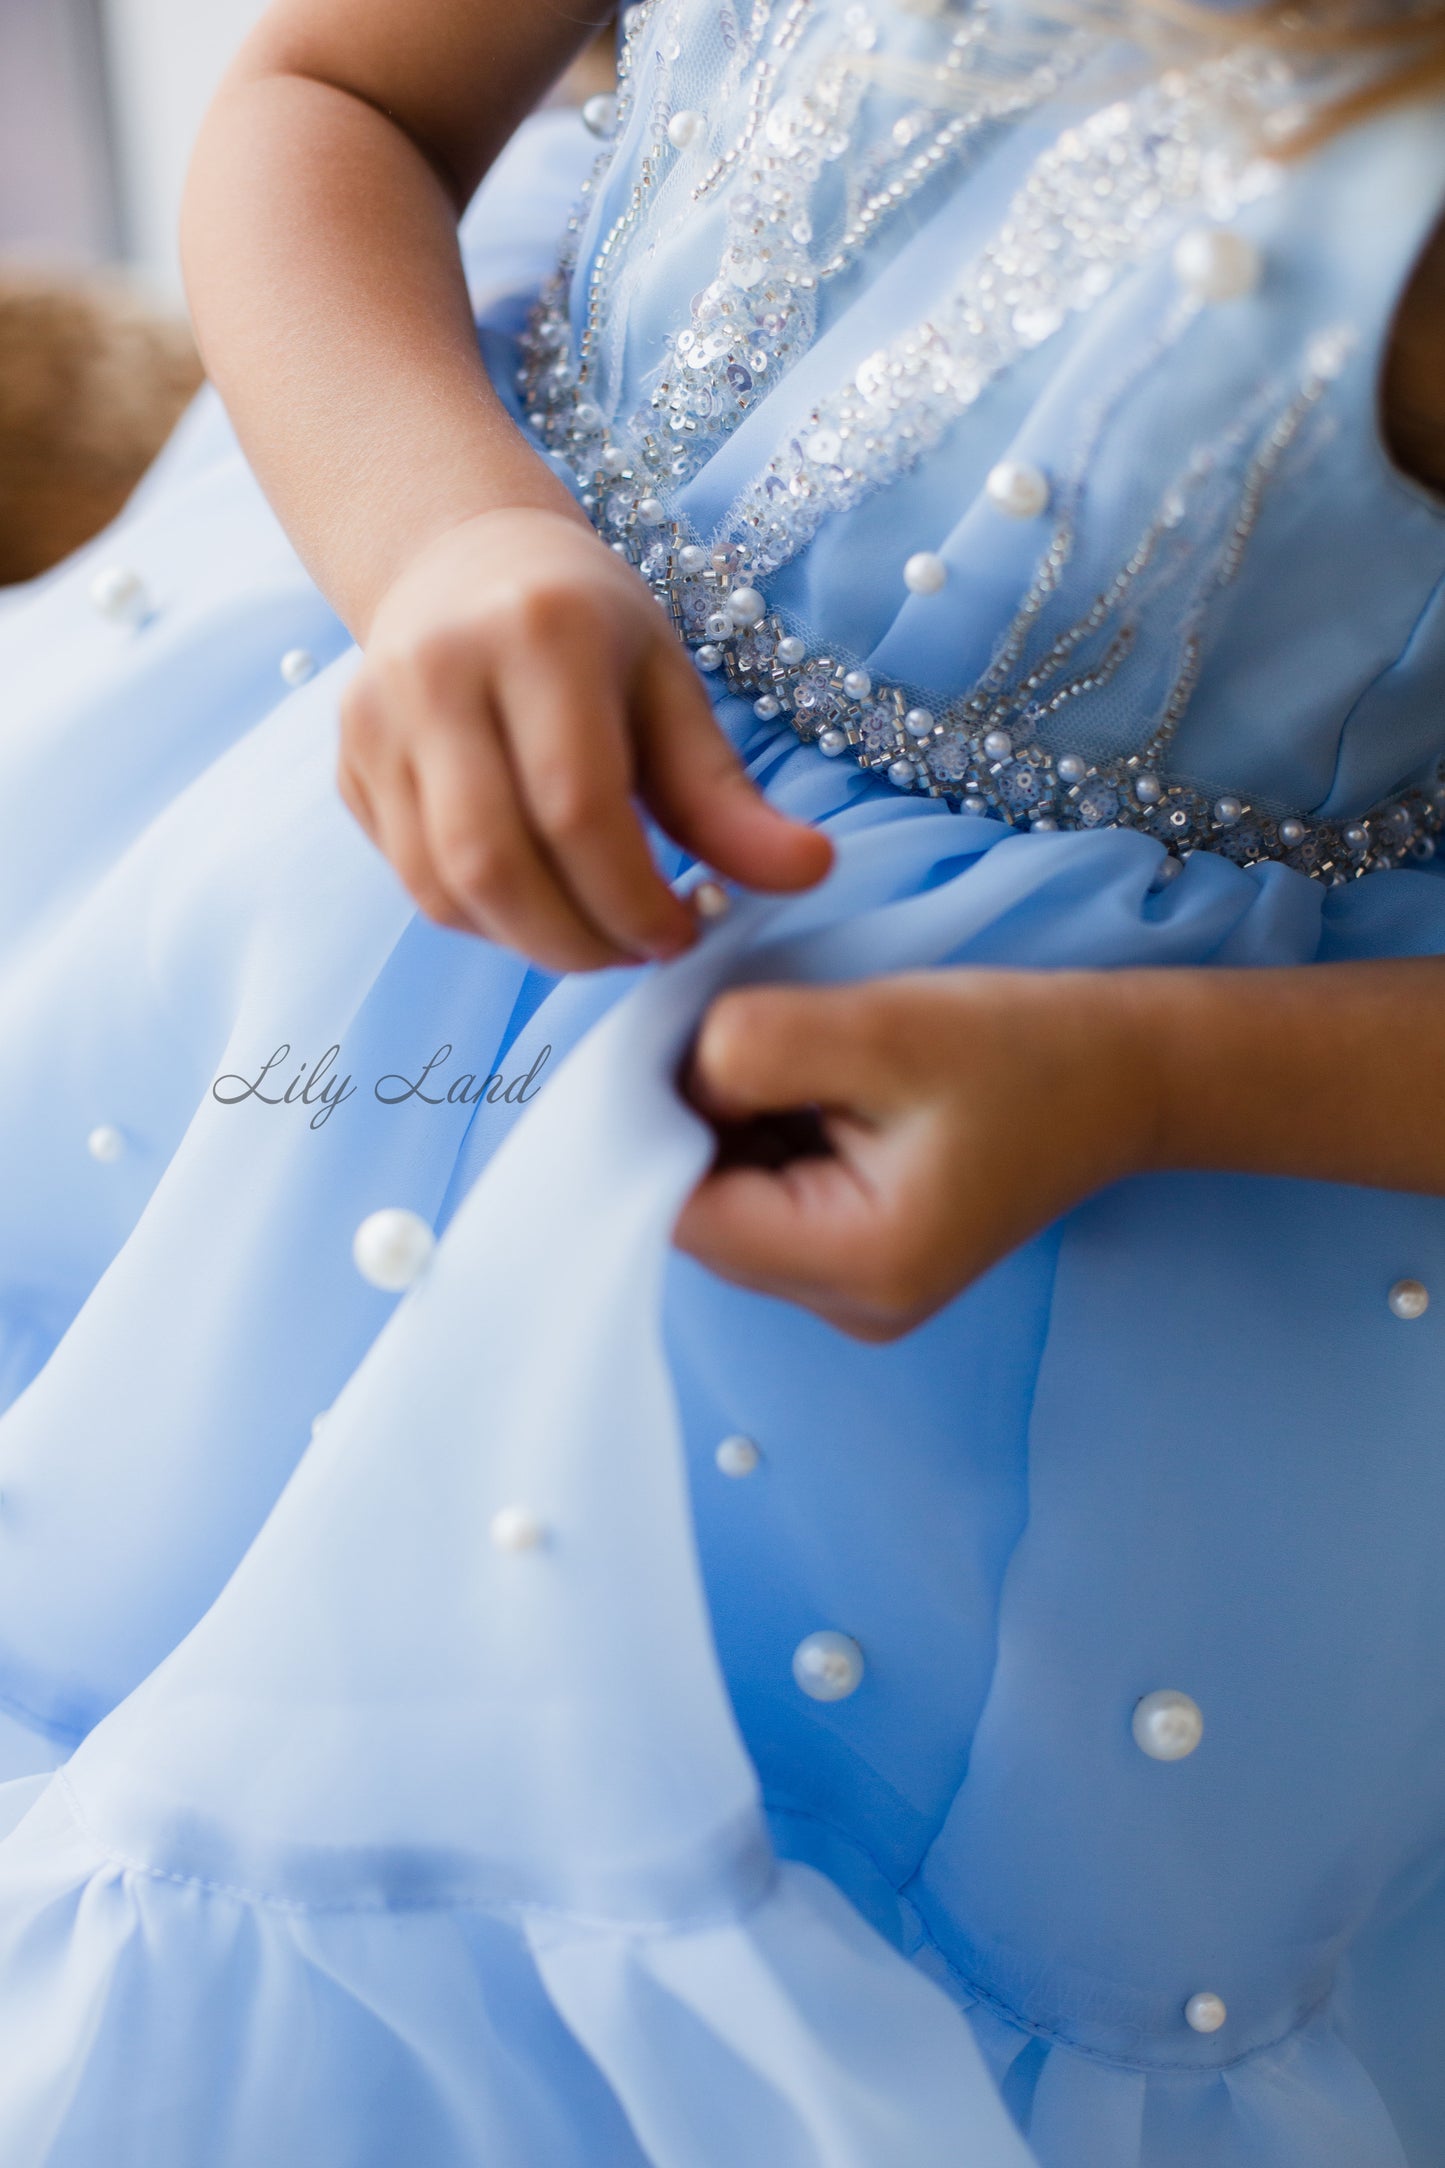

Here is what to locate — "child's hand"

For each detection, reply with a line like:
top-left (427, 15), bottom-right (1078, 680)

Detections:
top-left (338, 507), bottom-right (833, 970)
top-left (675, 970), bottom-right (1156, 1341)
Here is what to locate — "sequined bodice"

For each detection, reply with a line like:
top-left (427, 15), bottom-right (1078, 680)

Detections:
top-left (515, 0), bottom-right (1445, 881)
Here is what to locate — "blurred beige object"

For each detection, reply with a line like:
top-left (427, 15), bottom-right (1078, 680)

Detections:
top-left (0, 269), bottom-right (202, 586)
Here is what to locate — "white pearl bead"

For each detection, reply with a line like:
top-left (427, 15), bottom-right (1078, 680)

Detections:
top-left (842, 669), bottom-right (872, 700)
top-left (982, 728), bottom-right (1012, 761)
top-left (352, 1208), bottom-right (436, 1293)
top-left (793, 1630), bottom-right (865, 1703)
top-left (728, 586), bottom-right (766, 629)
top-left (695, 644), bottom-right (723, 672)
top-left (1133, 772), bottom-right (1163, 805)
top-left (888, 758), bottom-right (918, 790)
top-left (1278, 818), bottom-right (1308, 849)
top-left (776, 635), bottom-right (806, 666)
top-left (716, 1434), bottom-right (761, 1478)
top-left (985, 460), bottom-right (1050, 519)
top-left (904, 708), bottom-right (934, 740)
top-left (280, 648), bottom-right (317, 689)
top-left (582, 91), bottom-right (620, 137)
top-left (1343, 823), bottom-right (1370, 853)
top-left (1150, 854), bottom-right (1184, 890)
top-left (490, 1504), bottom-right (547, 1553)
top-left (693, 880), bottom-right (731, 922)
top-left (1212, 796), bottom-right (1243, 827)
top-left (89, 566), bottom-right (148, 625)
top-left (601, 445), bottom-right (630, 476)
top-left (636, 496), bottom-right (666, 526)
top-left (87, 1124), bottom-right (125, 1164)
top-left (1388, 1278), bottom-right (1429, 1321)
top-left (1133, 1689), bottom-right (1204, 1762)
top-left (754, 694), bottom-right (782, 720)
top-left (310, 1413), bottom-right (329, 1440)
top-left (704, 611), bottom-right (733, 642)
top-left (1056, 754), bottom-right (1088, 784)
top-left (903, 551), bottom-right (948, 596)
top-left (962, 794), bottom-right (989, 816)
top-left (818, 727), bottom-right (849, 757)
top-left (678, 544), bottom-right (707, 574)
top-left (1030, 815), bottom-right (1059, 832)
top-left (1174, 226), bottom-right (1262, 304)
top-left (667, 109), bottom-right (706, 150)
top-left (1185, 1991), bottom-right (1227, 2035)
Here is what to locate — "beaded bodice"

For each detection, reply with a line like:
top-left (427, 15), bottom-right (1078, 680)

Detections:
top-left (517, 1), bottom-right (1445, 882)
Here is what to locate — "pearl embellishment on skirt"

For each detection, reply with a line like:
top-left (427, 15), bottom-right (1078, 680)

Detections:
top-left (1132, 1689), bottom-right (1204, 1761)
top-left (985, 460), bottom-right (1050, 519)
top-left (903, 551), bottom-right (948, 595)
top-left (352, 1208), bottom-right (436, 1292)
top-left (489, 1505), bottom-right (547, 1553)
top-left (793, 1630), bottom-right (865, 1702)
top-left (1388, 1278), bottom-right (1429, 1320)
top-left (582, 92), bottom-right (619, 137)
top-left (87, 1125), bottom-right (125, 1164)
top-left (693, 880), bottom-right (731, 922)
top-left (667, 109), bottom-right (706, 150)
top-left (280, 649), bottom-right (317, 689)
top-left (715, 1435), bottom-right (761, 1478)
top-left (89, 566), bottom-right (149, 626)
top-left (1173, 226), bottom-right (1262, 304)
top-left (1185, 1992), bottom-right (1228, 2035)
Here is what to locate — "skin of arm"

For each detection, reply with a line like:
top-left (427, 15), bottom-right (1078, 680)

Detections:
top-left (185, 12), bottom-right (1445, 1335)
top-left (182, 0), bottom-right (832, 975)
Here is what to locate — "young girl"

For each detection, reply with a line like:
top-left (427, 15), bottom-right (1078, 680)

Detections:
top-left (0, 0), bottom-right (1442, 2160)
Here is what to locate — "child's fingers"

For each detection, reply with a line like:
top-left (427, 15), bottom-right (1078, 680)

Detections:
top-left (686, 982), bottom-right (900, 1123)
top-left (493, 635), bottom-right (698, 962)
top-left (635, 640), bottom-right (835, 895)
top-left (410, 710), bottom-right (631, 972)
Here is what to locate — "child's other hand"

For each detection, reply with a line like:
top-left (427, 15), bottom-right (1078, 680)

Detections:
top-left (674, 970), bottom-right (1156, 1340)
top-left (338, 507), bottom-right (832, 971)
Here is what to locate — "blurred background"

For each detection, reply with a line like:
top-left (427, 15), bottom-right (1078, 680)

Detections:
top-left (1, 0), bottom-right (266, 292)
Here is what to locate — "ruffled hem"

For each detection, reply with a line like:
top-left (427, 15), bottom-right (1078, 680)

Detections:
top-left (941, 1971), bottom-right (1409, 2168)
top-left (0, 1777), bottom-right (1032, 2168)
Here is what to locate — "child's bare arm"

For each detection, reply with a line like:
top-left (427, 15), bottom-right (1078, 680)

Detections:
top-left (183, 1), bottom-right (832, 971)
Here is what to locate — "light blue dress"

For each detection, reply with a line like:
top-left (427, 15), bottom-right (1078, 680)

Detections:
top-left (0, 4), bottom-right (1444, 2160)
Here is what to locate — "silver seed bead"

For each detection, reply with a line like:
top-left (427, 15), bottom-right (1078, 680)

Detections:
top-left (842, 669), bottom-right (872, 700)
top-left (818, 727), bottom-right (849, 757)
top-left (983, 729), bottom-right (1012, 761)
top-left (1388, 1278), bottom-right (1429, 1321)
top-left (727, 586), bottom-right (766, 628)
top-left (776, 636), bottom-right (806, 666)
top-left (695, 644), bottom-right (723, 672)
top-left (904, 708), bottom-right (935, 740)
top-left (903, 550), bottom-right (948, 595)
